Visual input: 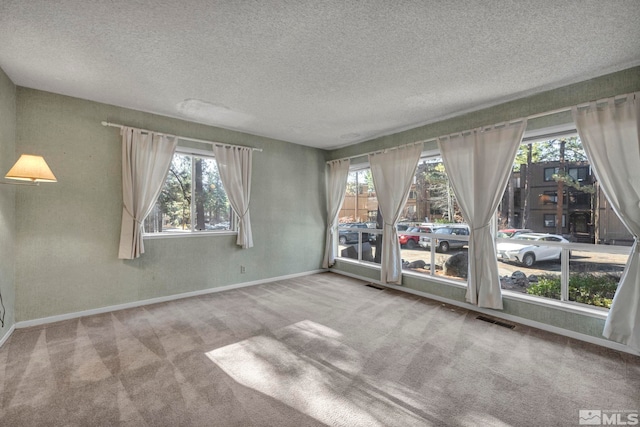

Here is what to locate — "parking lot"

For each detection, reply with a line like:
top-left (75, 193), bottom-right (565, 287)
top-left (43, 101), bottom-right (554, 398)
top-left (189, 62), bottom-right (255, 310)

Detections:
top-left (404, 247), bottom-right (629, 276)
top-left (340, 244), bottom-right (630, 277)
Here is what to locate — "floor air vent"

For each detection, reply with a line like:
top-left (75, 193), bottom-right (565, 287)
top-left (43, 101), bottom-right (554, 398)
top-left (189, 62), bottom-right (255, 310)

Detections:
top-left (365, 283), bottom-right (385, 290)
top-left (476, 315), bottom-right (516, 329)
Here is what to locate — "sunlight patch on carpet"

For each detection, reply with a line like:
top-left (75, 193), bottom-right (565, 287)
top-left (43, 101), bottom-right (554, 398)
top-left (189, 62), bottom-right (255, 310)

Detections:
top-left (205, 320), bottom-right (429, 426)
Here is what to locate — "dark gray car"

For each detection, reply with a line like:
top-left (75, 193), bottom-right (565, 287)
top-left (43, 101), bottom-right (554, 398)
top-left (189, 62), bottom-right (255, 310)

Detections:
top-left (418, 225), bottom-right (470, 252)
top-left (338, 223), bottom-right (372, 244)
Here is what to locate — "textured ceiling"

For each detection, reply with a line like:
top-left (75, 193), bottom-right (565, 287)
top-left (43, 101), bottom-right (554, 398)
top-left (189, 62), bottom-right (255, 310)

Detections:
top-left (1, 1), bottom-right (639, 149)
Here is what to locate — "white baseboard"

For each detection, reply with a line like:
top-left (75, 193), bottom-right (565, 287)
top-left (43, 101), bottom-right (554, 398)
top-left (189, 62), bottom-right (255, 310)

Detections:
top-left (0, 324), bottom-right (16, 348)
top-left (331, 269), bottom-right (640, 357)
top-left (15, 269), bottom-right (328, 329)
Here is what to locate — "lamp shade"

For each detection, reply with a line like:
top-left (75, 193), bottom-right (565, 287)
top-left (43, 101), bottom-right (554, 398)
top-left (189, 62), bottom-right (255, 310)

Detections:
top-left (5, 154), bottom-right (57, 182)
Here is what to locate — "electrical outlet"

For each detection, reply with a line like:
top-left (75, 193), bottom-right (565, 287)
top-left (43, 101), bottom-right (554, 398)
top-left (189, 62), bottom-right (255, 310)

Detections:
top-left (240, 265), bottom-right (246, 274)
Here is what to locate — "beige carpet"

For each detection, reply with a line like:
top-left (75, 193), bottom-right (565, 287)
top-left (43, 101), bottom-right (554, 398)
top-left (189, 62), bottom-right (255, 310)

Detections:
top-left (0, 272), bottom-right (638, 426)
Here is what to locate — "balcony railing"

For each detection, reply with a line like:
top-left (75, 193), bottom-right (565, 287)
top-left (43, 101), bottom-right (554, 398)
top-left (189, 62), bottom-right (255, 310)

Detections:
top-left (336, 226), bottom-right (631, 312)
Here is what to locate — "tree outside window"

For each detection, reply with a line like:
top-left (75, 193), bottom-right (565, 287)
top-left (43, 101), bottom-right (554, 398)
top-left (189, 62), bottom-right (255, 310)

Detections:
top-left (144, 152), bottom-right (232, 233)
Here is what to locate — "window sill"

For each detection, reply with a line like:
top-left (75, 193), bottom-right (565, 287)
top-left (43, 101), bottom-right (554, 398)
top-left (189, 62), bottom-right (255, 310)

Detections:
top-left (334, 257), bottom-right (609, 320)
top-left (143, 231), bottom-right (238, 239)
top-left (501, 289), bottom-right (609, 319)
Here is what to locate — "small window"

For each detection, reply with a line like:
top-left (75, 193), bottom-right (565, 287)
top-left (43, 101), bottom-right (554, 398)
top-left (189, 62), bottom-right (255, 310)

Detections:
top-left (544, 215), bottom-right (554, 228)
top-left (569, 192), bottom-right (591, 206)
top-left (544, 167), bottom-right (559, 181)
top-left (568, 166), bottom-right (589, 182)
top-left (544, 214), bottom-right (566, 228)
top-left (542, 191), bottom-right (558, 205)
top-left (340, 170), bottom-right (375, 223)
top-left (144, 150), bottom-right (235, 235)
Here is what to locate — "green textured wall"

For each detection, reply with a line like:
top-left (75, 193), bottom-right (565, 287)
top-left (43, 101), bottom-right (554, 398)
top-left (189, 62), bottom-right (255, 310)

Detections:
top-left (0, 67), bottom-right (16, 337)
top-left (14, 88), bottom-right (327, 321)
top-left (9, 66), bottom-right (640, 342)
top-left (329, 66), bottom-right (640, 342)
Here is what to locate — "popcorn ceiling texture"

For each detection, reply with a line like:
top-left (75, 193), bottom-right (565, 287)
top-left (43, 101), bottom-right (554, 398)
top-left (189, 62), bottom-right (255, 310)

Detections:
top-left (1, 0), bottom-right (639, 148)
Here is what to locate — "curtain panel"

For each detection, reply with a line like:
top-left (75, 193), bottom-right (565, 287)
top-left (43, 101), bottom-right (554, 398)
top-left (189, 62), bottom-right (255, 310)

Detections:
top-left (369, 144), bottom-right (422, 284)
top-left (212, 145), bottom-right (254, 249)
top-left (572, 93), bottom-right (640, 350)
top-left (438, 121), bottom-right (527, 309)
top-left (118, 127), bottom-right (178, 259)
top-left (322, 159), bottom-right (350, 268)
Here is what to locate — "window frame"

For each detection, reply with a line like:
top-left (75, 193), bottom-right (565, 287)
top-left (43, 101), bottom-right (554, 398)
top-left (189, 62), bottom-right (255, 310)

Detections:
top-left (542, 191), bottom-right (558, 205)
top-left (568, 166), bottom-right (589, 182)
top-left (544, 166), bottom-right (559, 181)
top-left (333, 125), bottom-right (631, 317)
top-left (143, 146), bottom-right (238, 239)
top-left (544, 213), bottom-right (566, 228)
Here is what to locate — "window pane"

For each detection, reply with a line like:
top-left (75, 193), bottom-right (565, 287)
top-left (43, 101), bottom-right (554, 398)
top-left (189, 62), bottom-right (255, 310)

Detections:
top-left (144, 152), bottom-right (233, 234)
top-left (338, 170), bottom-right (375, 224)
top-left (145, 153), bottom-right (192, 233)
top-left (502, 137), bottom-right (592, 237)
top-left (568, 249), bottom-right (630, 308)
top-left (416, 158), bottom-right (462, 224)
top-left (402, 157), bottom-right (468, 283)
top-left (498, 134), bottom-right (632, 307)
top-left (497, 234), bottom-right (563, 300)
top-left (544, 167), bottom-right (558, 181)
top-left (569, 166), bottom-right (589, 182)
top-left (568, 167), bottom-right (578, 181)
top-left (194, 157), bottom-right (231, 231)
top-left (542, 191), bottom-right (557, 205)
top-left (338, 169), bottom-right (379, 262)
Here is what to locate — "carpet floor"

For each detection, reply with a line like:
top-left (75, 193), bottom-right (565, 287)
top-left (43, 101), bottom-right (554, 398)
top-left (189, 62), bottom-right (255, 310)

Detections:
top-left (0, 272), bottom-right (638, 426)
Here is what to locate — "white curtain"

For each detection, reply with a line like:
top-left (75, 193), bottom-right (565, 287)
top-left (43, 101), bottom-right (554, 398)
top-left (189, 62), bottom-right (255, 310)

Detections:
top-left (369, 144), bottom-right (422, 284)
top-left (118, 127), bottom-right (177, 259)
top-left (438, 121), bottom-right (527, 308)
top-left (572, 93), bottom-right (640, 350)
top-left (322, 159), bottom-right (350, 268)
top-left (212, 145), bottom-right (254, 249)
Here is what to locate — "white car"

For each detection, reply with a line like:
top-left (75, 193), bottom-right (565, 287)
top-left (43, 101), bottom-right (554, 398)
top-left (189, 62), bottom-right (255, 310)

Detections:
top-left (496, 233), bottom-right (569, 267)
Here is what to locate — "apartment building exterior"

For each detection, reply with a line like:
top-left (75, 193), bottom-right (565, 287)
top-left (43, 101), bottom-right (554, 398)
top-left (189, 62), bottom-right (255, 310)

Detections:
top-left (501, 161), bottom-right (632, 244)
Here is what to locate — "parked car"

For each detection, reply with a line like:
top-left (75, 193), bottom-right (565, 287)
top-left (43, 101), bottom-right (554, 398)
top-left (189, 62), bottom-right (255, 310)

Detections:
top-left (338, 223), bottom-right (372, 244)
top-left (419, 224), bottom-right (470, 252)
top-left (496, 233), bottom-right (569, 267)
top-left (396, 223), bottom-right (411, 232)
top-left (497, 228), bottom-right (533, 238)
top-left (205, 222), bottom-right (230, 230)
top-left (398, 226), bottom-right (432, 249)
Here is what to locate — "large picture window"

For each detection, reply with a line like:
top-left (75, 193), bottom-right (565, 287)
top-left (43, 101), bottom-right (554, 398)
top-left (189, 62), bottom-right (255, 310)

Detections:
top-left (144, 149), bottom-right (234, 234)
top-left (337, 156), bottom-right (469, 284)
top-left (335, 128), bottom-right (633, 312)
